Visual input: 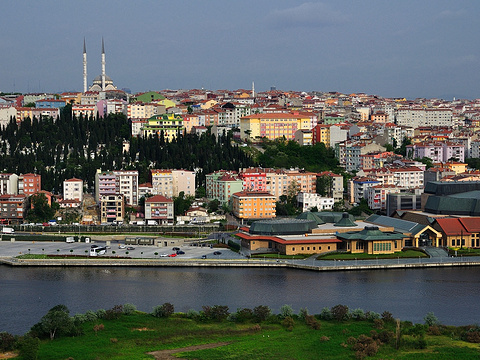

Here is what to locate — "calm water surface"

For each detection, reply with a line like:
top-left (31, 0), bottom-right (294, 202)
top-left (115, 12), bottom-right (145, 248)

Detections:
top-left (2, 265), bottom-right (480, 334)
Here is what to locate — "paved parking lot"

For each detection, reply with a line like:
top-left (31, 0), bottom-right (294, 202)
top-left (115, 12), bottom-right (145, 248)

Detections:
top-left (0, 239), bottom-right (244, 260)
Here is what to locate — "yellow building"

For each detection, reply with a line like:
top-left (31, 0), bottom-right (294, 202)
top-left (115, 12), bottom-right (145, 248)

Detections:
top-left (444, 161), bottom-right (467, 175)
top-left (240, 112), bottom-right (311, 141)
top-left (141, 114), bottom-right (184, 142)
top-left (231, 191), bottom-right (276, 220)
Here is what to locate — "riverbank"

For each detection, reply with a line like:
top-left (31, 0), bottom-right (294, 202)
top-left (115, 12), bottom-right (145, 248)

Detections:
top-left (2, 256), bottom-right (480, 272)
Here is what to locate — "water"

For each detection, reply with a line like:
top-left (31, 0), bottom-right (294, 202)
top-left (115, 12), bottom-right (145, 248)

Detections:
top-left (2, 265), bottom-right (480, 334)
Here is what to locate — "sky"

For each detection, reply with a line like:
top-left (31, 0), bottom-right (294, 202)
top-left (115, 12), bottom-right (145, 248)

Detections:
top-left (1, 0), bottom-right (480, 99)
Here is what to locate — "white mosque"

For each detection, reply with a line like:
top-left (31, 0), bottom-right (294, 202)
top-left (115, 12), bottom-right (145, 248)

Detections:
top-left (83, 38), bottom-right (117, 92)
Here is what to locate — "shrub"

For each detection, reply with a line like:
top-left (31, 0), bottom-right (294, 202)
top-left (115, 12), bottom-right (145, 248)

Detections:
top-left (153, 303), bottom-right (175, 318)
top-left (0, 332), bottom-right (16, 352)
top-left (350, 308), bottom-right (365, 321)
top-left (104, 305), bottom-right (123, 320)
top-left (73, 314), bottom-right (88, 324)
top-left (202, 305), bottom-right (229, 321)
top-left (96, 309), bottom-right (107, 319)
top-left (319, 307), bottom-right (333, 320)
top-left (381, 311), bottom-right (394, 323)
top-left (19, 336), bottom-right (40, 360)
top-left (331, 304), bottom-right (349, 322)
top-left (279, 304), bottom-right (294, 319)
top-left (123, 303), bottom-right (137, 315)
top-left (373, 318), bottom-right (384, 329)
top-left (253, 305), bottom-right (271, 322)
top-left (84, 310), bottom-right (98, 322)
top-left (234, 308), bottom-right (254, 323)
top-left (463, 326), bottom-right (480, 343)
top-left (186, 309), bottom-right (199, 319)
top-left (93, 324), bottom-right (104, 336)
top-left (424, 312), bottom-right (439, 327)
top-left (365, 311), bottom-right (381, 321)
top-left (403, 323), bottom-right (426, 337)
top-left (427, 325), bottom-right (442, 336)
top-left (351, 334), bottom-right (380, 359)
top-left (228, 240), bottom-right (240, 251)
top-left (298, 307), bottom-right (309, 320)
top-left (282, 316), bottom-right (295, 331)
top-left (305, 315), bottom-right (321, 330)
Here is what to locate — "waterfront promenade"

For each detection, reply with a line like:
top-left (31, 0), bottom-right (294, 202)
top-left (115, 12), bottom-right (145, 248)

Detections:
top-left (2, 239), bottom-right (480, 272)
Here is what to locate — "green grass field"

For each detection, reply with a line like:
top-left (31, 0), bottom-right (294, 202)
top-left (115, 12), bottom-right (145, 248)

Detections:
top-left (20, 312), bottom-right (480, 360)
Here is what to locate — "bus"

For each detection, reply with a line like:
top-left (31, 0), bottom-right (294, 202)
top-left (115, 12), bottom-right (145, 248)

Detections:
top-left (89, 246), bottom-right (107, 257)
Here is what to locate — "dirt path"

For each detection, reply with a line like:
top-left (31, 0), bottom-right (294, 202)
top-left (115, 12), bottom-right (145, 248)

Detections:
top-left (147, 342), bottom-right (230, 360)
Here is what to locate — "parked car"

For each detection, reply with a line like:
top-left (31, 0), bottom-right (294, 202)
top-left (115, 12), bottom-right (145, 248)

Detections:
top-left (160, 253), bottom-right (168, 257)
top-left (176, 250), bottom-right (185, 255)
top-left (172, 247), bottom-right (180, 251)
top-left (168, 253), bottom-right (177, 257)
top-left (213, 251), bottom-right (222, 255)
top-left (91, 245), bottom-right (99, 249)
top-left (201, 255), bottom-right (207, 259)
top-left (118, 245), bottom-right (126, 249)
top-left (127, 246), bottom-right (135, 250)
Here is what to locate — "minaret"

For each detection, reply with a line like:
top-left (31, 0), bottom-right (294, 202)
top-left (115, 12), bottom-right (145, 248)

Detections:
top-left (252, 81), bottom-right (255, 98)
top-left (101, 37), bottom-right (106, 91)
top-left (83, 38), bottom-right (87, 93)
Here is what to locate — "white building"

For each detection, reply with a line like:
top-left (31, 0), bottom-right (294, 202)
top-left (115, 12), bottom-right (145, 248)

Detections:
top-left (63, 178), bottom-right (84, 202)
top-left (296, 192), bottom-right (334, 212)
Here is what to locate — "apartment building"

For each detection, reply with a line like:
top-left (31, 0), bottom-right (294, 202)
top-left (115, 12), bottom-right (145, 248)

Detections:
top-left (0, 194), bottom-right (27, 225)
top-left (18, 173), bottom-right (41, 196)
top-left (366, 184), bottom-right (403, 210)
top-left (316, 171), bottom-right (344, 202)
top-left (240, 112), bottom-right (311, 141)
top-left (100, 194), bottom-right (124, 224)
top-left (0, 174), bottom-right (18, 195)
top-left (390, 167), bottom-right (424, 188)
top-left (141, 114), bottom-right (184, 142)
top-left (296, 192), bottom-right (334, 212)
top-left (144, 195), bottom-right (174, 225)
top-left (95, 170), bottom-right (138, 206)
top-left (63, 178), bottom-right (84, 202)
top-left (205, 171), bottom-right (243, 204)
top-left (396, 107), bottom-right (453, 128)
top-left (151, 169), bottom-right (195, 198)
top-left (231, 191), bottom-right (276, 220)
top-left (407, 142), bottom-right (465, 162)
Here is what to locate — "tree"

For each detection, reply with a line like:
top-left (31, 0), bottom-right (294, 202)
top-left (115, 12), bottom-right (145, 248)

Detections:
top-left (26, 193), bottom-right (55, 223)
top-left (316, 175), bottom-right (333, 197)
top-left (33, 304), bottom-right (75, 340)
top-left (207, 199), bottom-right (220, 213)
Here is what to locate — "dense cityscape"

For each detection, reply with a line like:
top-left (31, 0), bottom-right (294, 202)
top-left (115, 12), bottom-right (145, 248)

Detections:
top-left (0, 42), bottom-right (479, 258)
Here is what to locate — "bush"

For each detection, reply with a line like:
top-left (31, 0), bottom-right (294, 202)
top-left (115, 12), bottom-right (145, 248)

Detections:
top-left (202, 305), bottom-right (229, 321)
top-left (73, 314), bottom-right (88, 324)
top-left (96, 309), bottom-right (107, 319)
top-left (186, 309), bottom-right (199, 319)
top-left (331, 304), bottom-right (349, 322)
top-left (319, 307), bottom-right (333, 320)
top-left (234, 308), bottom-right (254, 323)
top-left (19, 336), bottom-right (40, 360)
top-left (153, 303), bottom-right (175, 318)
top-left (373, 318), bottom-right (384, 329)
top-left (104, 305), bottom-right (123, 320)
top-left (282, 316), bottom-right (295, 331)
top-left (305, 315), bottom-right (321, 330)
top-left (351, 334), bottom-right (380, 359)
top-left (350, 308), bottom-right (365, 321)
top-left (93, 324), bottom-right (104, 336)
top-left (0, 332), bottom-right (16, 352)
top-left (279, 304), bottom-right (294, 319)
top-left (123, 303), bottom-right (137, 315)
top-left (298, 307), bottom-right (309, 320)
top-left (253, 305), bottom-right (271, 322)
top-left (463, 326), bottom-right (480, 343)
top-left (228, 240), bottom-right (240, 251)
top-left (84, 310), bottom-right (98, 322)
top-left (381, 311), bottom-right (394, 323)
top-left (365, 311), bottom-right (381, 321)
top-left (424, 312), bottom-right (439, 327)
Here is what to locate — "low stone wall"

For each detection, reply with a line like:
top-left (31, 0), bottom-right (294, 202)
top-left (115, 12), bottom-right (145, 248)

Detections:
top-left (2, 257), bottom-right (480, 271)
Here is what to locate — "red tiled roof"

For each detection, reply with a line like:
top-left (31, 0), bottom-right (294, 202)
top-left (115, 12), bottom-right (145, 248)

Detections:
top-left (435, 218), bottom-right (470, 236)
top-left (459, 218), bottom-right (480, 233)
top-left (145, 195), bottom-right (173, 203)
